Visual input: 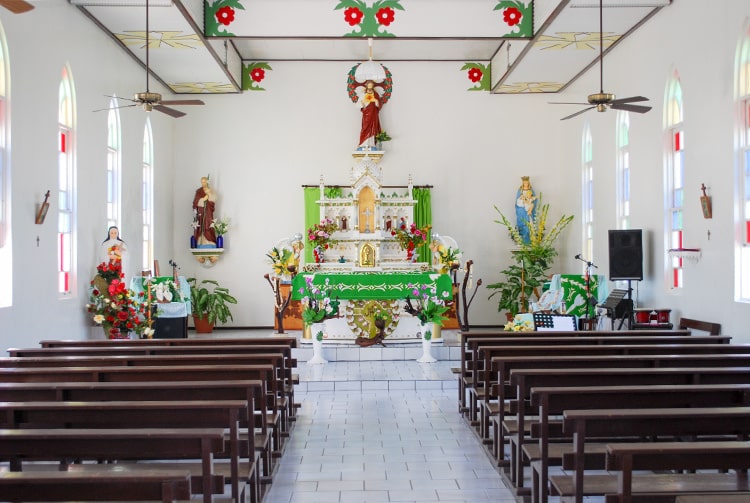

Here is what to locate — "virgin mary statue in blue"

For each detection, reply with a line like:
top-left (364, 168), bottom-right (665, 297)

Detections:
top-left (515, 176), bottom-right (537, 244)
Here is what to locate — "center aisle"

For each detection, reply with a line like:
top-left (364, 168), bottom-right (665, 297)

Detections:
top-left (262, 386), bottom-right (516, 503)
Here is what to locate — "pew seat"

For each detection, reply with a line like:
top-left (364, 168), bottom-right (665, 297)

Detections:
top-left (0, 469), bottom-right (193, 503)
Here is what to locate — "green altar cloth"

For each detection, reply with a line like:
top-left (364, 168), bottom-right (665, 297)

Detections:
top-left (292, 272), bottom-right (452, 301)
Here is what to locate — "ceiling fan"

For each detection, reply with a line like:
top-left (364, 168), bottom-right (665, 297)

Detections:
top-left (551, 0), bottom-right (651, 121)
top-left (105, 0), bottom-right (203, 118)
top-left (1, 0), bottom-right (34, 14)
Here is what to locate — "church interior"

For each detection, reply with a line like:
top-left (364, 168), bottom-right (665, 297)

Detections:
top-left (2, 1), bottom-right (750, 502)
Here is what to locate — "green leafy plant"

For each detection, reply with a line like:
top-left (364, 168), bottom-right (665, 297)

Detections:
top-left (375, 130), bottom-right (392, 143)
top-left (487, 195), bottom-right (573, 317)
top-left (187, 277), bottom-right (238, 326)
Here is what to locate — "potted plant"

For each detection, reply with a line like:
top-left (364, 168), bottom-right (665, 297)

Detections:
top-left (187, 277), bottom-right (238, 333)
top-left (375, 130), bottom-right (392, 149)
top-left (487, 195), bottom-right (573, 319)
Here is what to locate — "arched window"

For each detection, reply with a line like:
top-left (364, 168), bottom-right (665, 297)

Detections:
top-left (664, 71), bottom-right (684, 290)
top-left (106, 97), bottom-right (121, 229)
top-left (581, 124), bottom-right (594, 267)
top-left (735, 19), bottom-right (750, 301)
top-left (58, 65), bottom-right (76, 296)
top-left (616, 111), bottom-right (631, 230)
top-left (142, 118), bottom-right (154, 272)
top-left (0, 20), bottom-right (10, 307)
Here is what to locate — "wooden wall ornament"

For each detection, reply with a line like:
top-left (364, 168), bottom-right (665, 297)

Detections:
top-left (700, 183), bottom-right (712, 219)
top-left (35, 190), bottom-right (50, 224)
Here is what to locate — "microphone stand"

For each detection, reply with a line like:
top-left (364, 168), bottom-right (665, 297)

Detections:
top-left (575, 254), bottom-right (598, 330)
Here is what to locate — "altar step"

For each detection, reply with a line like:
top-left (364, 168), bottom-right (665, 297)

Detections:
top-left (292, 360), bottom-right (459, 393)
top-left (293, 341), bottom-right (461, 363)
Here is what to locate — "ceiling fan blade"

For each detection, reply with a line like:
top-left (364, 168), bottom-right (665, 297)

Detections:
top-left (1, 0), bottom-right (34, 14)
top-left (561, 106), bottom-right (596, 121)
top-left (610, 103), bottom-right (652, 114)
top-left (104, 94), bottom-right (139, 105)
top-left (549, 102), bottom-right (590, 106)
top-left (93, 103), bottom-right (138, 113)
top-left (153, 104), bottom-right (186, 118)
top-left (160, 99), bottom-right (205, 106)
top-left (610, 96), bottom-right (650, 105)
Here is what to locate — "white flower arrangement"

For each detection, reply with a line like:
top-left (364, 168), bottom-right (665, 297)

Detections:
top-left (150, 279), bottom-right (182, 303)
top-left (210, 217), bottom-right (230, 236)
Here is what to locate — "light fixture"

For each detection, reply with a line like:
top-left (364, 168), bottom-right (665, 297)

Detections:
top-left (354, 38), bottom-right (385, 83)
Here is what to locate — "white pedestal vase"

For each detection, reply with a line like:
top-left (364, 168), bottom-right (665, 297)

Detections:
top-left (308, 322), bottom-right (327, 365)
top-left (416, 322), bottom-right (437, 363)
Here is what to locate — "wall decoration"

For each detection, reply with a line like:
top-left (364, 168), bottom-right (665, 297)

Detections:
top-left (242, 62), bottom-right (272, 91)
top-left (700, 183), bottom-right (712, 219)
top-left (462, 62), bottom-right (491, 91)
top-left (205, 0), bottom-right (245, 37)
top-left (494, 1), bottom-right (533, 37)
top-left (35, 190), bottom-right (50, 225)
top-left (336, 0), bottom-right (404, 37)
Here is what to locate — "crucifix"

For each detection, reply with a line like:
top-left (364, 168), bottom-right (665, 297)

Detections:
top-left (362, 207), bottom-right (372, 233)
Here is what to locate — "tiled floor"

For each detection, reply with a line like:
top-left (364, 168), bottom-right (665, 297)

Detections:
top-left (263, 387), bottom-right (517, 503)
top-left (205, 329), bottom-right (516, 502)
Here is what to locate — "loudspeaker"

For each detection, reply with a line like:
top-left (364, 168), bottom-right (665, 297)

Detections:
top-left (608, 229), bottom-right (643, 281)
top-left (153, 316), bottom-right (188, 339)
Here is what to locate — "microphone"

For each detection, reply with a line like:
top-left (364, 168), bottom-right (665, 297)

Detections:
top-left (575, 253), bottom-right (582, 260)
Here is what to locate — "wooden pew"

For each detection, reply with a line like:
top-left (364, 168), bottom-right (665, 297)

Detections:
top-left (604, 440), bottom-right (750, 503)
top-left (0, 364), bottom-right (285, 459)
top-left (0, 379), bottom-right (275, 487)
top-left (0, 400), bottom-right (251, 503)
top-left (477, 345), bottom-right (750, 452)
top-left (460, 332), bottom-right (726, 421)
top-left (0, 470), bottom-right (193, 503)
top-left (0, 428), bottom-right (226, 503)
top-left (457, 329), bottom-right (698, 415)
top-left (552, 409), bottom-right (750, 503)
top-left (0, 351), bottom-right (294, 439)
top-left (8, 342), bottom-right (299, 423)
top-left (529, 384), bottom-right (750, 503)
top-left (38, 335), bottom-right (299, 349)
top-left (678, 317), bottom-right (722, 335)
top-left (503, 355), bottom-right (750, 491)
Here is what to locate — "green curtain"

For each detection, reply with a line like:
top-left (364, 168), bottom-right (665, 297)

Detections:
top-left (303, 187), bottom-right (320, 264)
top-left (412, 187), bottom-right (432, 263)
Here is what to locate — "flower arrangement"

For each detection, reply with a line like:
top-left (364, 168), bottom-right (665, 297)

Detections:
top-left (307, 218), bottom-right (339, 249)
top-left (503, 315), bottom-right (535, 332)
top-left (298, 275), bottom-right (340, 325)
top-left (87, 275), bottom-right (155, 339)
top-left (487, 194), bottom-right (574, 317)
top-left (266, 246), bottom-right (296, 279)
top-left (431, 242), bottom-right (461, 273)
top-left (403, 283), bottom-right (451, 327)
top-left (391, 222), bottom-right (431, 256)
top-left (210, 217), bottom-right (230, 236)
top-left (150, 279), bottom-right (182, 303)
top-left (95, 261), bottom-right (122, 284)
top-left (375, 130), bottom-right (392, 143)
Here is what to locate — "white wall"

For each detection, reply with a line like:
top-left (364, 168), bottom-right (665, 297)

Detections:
top-left (1, 0), bottom-right (749, 350)
top-left (0, 3), bottom-right (175, 350)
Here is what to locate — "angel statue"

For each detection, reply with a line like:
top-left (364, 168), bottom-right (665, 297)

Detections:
top-left (346, 60), bottom-right (393, 150)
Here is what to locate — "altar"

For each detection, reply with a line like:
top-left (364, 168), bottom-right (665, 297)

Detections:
top-left (291, 271), bottom-right (453, 343)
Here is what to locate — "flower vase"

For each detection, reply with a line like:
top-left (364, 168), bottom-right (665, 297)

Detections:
top-left (308, 322), bottom-right (327, 364)
top-left (216, 235), bottom-right (224, 248)
top-left (313, 246), bottom-right (323, 263)
top-left (416, 323), bottom-right (437, 363)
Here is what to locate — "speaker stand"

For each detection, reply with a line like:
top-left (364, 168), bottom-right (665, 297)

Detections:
top-left (616, 280), bottom-right (635, 330)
